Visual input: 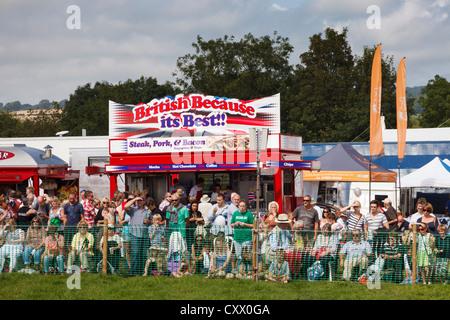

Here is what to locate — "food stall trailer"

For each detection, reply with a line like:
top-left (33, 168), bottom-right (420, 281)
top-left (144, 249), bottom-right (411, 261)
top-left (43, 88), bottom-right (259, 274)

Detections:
top-left (105, 93), bottom-right (318, 213)
top-left (0, 144), bottom-right (74, 198)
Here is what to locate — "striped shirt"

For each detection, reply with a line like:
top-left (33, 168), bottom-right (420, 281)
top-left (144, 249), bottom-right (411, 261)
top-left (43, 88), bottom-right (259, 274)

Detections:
top-left (346, 211), bottom-right (367, 231)
top-left (365, 213), bottom-right (388, 240)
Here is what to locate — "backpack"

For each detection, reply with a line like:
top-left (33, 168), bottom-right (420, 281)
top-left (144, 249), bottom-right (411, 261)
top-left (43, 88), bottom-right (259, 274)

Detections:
top-left (307, 261), bottom-right (324, 282)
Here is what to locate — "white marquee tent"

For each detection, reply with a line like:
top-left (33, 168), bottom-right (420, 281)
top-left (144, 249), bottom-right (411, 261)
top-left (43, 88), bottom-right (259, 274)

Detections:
top-left (400, 157), bottom-right (450, 188)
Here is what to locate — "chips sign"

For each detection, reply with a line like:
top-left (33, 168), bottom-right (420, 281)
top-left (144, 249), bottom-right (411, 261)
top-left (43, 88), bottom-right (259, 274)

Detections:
top-left (0, 151), bottom-right (15, 160)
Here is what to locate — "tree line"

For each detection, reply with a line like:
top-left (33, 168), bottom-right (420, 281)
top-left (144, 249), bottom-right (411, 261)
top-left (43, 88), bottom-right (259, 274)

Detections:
top-left (1, 28), bottom-right (448, 142)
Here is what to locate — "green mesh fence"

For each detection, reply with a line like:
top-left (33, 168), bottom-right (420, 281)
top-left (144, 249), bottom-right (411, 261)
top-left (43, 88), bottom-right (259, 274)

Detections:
top-left (1, 221), bottom-right (448, 285)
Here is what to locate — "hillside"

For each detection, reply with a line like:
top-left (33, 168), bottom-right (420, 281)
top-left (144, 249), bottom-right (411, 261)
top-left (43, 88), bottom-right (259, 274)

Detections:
top-left (406, 85), bottom-right (425, 113)
top-left (0, 87), bottom-right (423, 114)
top-left (0, 99), bottom-right (67, 111)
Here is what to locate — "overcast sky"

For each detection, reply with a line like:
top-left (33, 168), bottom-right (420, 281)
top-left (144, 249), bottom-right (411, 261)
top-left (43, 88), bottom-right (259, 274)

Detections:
top-left (0, 0), bottom-right (448, 105)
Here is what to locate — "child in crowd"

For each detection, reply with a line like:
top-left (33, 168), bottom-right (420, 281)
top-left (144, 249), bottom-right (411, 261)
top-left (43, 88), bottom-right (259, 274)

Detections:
top-left (189, 225), bottom-right (209, 275)
top-left (143, 214), bottom-right (167, 276)
top-left (166, 231), bottom-right (188, 278)
top-left (265, 249), bottom-right (290, 283)
top-left (258, 221), bottom-right (271, 278)
top-left (206, 231), bottom-right (233, 279)
top-left (237, 245), bottom-right (253, 279)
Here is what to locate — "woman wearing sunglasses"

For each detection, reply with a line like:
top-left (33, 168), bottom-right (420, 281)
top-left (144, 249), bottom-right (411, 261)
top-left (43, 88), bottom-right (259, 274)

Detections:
top-left (417, 203), bottom-right (439, 235)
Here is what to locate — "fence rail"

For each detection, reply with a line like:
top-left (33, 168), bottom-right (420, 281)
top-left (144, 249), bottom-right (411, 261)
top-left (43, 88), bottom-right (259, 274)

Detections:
top-left (0, 221), bottom-right (446, 284)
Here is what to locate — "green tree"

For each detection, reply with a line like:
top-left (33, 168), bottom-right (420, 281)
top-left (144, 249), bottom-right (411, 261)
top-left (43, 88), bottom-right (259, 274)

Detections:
top-left (174, 32), bottom-right (295, 100)
top-left (418, 75), bottom-right (450, 127)
top-left (284, 28), bottom-right (355, 142)
top-left (0, 111), bottom-right (23, 137)
top-left (347, 45), bottom-right (403, 141)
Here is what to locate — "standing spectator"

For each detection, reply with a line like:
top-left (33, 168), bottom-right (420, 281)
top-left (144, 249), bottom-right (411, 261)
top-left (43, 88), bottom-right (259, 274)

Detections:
top-left (199, 195), bottom-right (213, 224)
top-left (92, 198), bottom-right (101, 214)
top-left (226, 193), bottom-right (240, 226)
top-left (263, 201), bottom-right (280, 231)
top-left (94, 198), bottom-right (112, 226)
top-left (394, 215), bottom-right (410, 232)
top-left (165, 193), bottom-right (189, 241)
top-left (16, 197), bottom-right (34, 232)
top-left (7, 190), bottom-right (21, 220)
top-left (208, 194), bottom-right (231, 227)
top-left (124, 196), bottom-right (150, 276)
top-left (365, 200), bottom-right (390, 255)
top-left (186, 200), bottom-right (204, 250)
top-left (340, 201), bottom-right (367, 231)
top-left (291, 195), bottom-right (319, 242)
top-left (0, 220), bottom-right (25, 273)
top-left (176, 188), bottom-right (188, 205)
top-left (169, 178), bottom-right (186, 196)
top-left (26, 186), bottom-right (38, 207)
top-left (42, 225), bottom-right (65, 274)
top-left (62, 192), bottom-right (84, 251)
top-left (146, 197), bottom-right (165, 225)
top-left (230, 200), bottom-right (254, 265)
top-left (82, 190), bottom-right (96, 229)
top-left (159, 192), bottom-right (172, 212)
top-left (27, 196), bottom-right (50, 225)
top-left (224, 186), bottom-right (233, 203)
top-left (210, 184), bottom-right (223, 204)
top-left (80, 190), bottom-right (86, 202)
top-left (311, 199), bottom-right (323, 220)
top-left (22, 217), bottom-right (46, 271)
top-left (339, 229), bottom-right (372, 281)
top-left (410, 198), bottom-right (432, 224)
top-left (417, 203), bottom-right (439, 235)
top-left (0, 195), bottom-right (13, 226)
top-left (48, 197), bottom-right (65, 231)
top-left (382, 198), bottom-right (398, 231)
top-left (189, 177), bottom-right (204, 202)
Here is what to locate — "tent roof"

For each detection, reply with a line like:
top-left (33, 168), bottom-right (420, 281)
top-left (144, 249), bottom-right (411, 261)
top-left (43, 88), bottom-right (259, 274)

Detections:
top-left (400, 157), bottom-right (450, 188)
top-left (303, 143), bottom-right (396, 182)
top-left (0, 144), bottom-right (67, 168)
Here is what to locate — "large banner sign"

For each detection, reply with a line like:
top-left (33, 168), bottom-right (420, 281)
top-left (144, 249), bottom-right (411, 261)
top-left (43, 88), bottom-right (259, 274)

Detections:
top-left (109, 93), bottom-right (280, 141)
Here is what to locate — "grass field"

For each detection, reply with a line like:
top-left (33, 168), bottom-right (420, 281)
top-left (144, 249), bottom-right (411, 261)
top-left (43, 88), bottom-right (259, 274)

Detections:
top-left (0, 273), bottom-right (448, 300)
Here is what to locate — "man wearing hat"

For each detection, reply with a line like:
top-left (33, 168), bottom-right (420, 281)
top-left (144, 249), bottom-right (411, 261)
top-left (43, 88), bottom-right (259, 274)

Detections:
top-left (199, 194), bottom-right (213, 224)
top-left (382, 198), bottom-right (398, 231)
top-left (268, 214), bottom-right (294, 252)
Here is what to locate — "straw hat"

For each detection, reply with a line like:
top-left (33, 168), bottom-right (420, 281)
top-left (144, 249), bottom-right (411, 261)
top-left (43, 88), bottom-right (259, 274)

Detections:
top-left (200, 194), bottom-right (210, 203)
top-left (176, 188), bottom-right (185, 196)
top-left (275, 213), bottom-right (291, 224)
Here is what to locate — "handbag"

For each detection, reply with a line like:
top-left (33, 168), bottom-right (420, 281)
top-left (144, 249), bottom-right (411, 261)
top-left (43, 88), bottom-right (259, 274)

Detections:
top-left (307, 261), bottom-right (324, 281)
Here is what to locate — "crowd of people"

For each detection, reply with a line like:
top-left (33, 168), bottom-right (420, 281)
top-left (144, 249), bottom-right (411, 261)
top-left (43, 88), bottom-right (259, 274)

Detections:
top-left (0, 184), bottom-right (448, 285)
